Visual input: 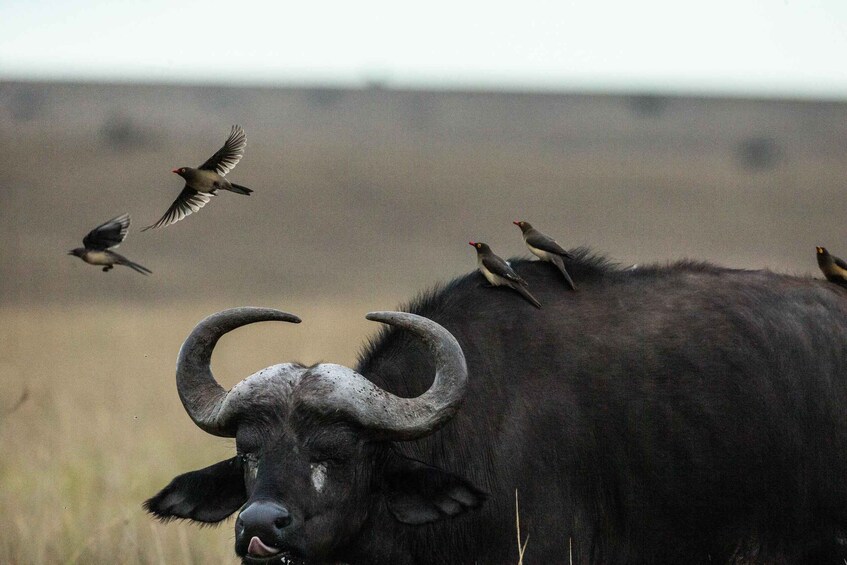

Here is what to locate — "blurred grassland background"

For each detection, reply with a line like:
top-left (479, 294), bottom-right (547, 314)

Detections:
top-left (1, 81), bottom-right (847, 563)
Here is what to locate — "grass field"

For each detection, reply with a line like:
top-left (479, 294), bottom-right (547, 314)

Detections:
top-left (0, 301), bottom-right (375, 564)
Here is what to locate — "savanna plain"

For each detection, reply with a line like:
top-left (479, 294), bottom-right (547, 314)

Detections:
top-left (2, 82), bottom-right (846, 563)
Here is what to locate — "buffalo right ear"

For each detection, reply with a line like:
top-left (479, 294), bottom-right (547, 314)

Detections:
top-left (383, 452), bottom-right (487, 525)
top-left (144, 457), bottom-right (246, 524)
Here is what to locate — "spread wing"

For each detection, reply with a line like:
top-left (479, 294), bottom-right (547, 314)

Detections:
top-left (834, 255), bottom-right (847, 272)
top-left (83, 213), bottom-right (130, 250)
top-left (142, 186), bottom-right (213, 231)
top-left (198, 125), bottom-right (246, 176)
top-left (526, 231), bottom-right (571, 258)
top-left (482, 255), bottom-right (526, 285)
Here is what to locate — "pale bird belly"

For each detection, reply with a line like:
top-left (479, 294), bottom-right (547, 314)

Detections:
top-left (83, 251), bottom-right (113, 266)
top-left (189, 170), bottom-right (225, 193)
top-left (527, 244), bottom-right (554, 261)
top-left (479, 264), bottom-right (503, 286)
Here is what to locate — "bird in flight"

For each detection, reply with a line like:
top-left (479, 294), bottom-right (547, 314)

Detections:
top-left (69, 213), bottom-right (151, 275)
top-left (143, 125), bottom-right (252, 231)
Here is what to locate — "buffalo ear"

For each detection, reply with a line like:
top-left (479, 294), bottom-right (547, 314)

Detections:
top-left (383, 452), bottom-right (487, 525)
top-left (144, 457), bottom-right (246, 524)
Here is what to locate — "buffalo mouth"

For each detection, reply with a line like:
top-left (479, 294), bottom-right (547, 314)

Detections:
top-left (241, 538), bottom-right (310, 565)
top-left (241, 551), bottom-right (311, 565)
top-left (242, 551), bottom-right (309, 565)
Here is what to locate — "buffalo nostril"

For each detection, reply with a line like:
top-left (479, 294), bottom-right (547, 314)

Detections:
top-left (237, 501), bottom-right (293, 542)
top-left (273, 513), bottom-right (291, 529)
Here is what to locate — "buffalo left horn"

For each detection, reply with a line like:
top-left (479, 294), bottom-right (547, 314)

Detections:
top-left (299, 311), bottom-right (468, 441)
top-left (176, 307), bottom-right (302, 437)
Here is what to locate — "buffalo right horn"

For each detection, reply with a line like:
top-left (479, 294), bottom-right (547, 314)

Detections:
top-left (299, 311), bottom-right (468, 441)
top-left (176, 307), bottom-right (301, 437)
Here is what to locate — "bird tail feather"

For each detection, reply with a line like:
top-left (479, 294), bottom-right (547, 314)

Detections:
top-left (516, 285), bottom-right (542, 309)
top-left (551, 255), bottom-right (576, 291)
top-left (114, 253), bottom-right (152, 275)
top-left (226, 183), bottom-right (253, 195)
top-left (126, 261), bottom-right (152, 275)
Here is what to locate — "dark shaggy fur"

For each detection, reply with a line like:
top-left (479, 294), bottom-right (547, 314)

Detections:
top-left (355, 250), bottom-right (847, 564)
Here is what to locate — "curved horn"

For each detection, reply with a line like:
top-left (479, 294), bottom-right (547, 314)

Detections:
top-left (302, 312), bottom-right (467, 441)
top-left (176, 307), bottom-right (301, 437)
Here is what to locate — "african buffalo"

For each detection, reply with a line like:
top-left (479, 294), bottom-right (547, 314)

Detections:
top-left (146, 251), bottom-right (847, 564)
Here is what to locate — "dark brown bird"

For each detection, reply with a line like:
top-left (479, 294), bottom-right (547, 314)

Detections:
top-left (143, 125), bottom-right (252, 230)
top-left (816, 246), bottom-right (847, 287)
top-left (469, 241), bottom-right (541, 308)
top-left (69, 214), bottom-right (151, 275)
top-left (513, 220), bottom-right (576, 290)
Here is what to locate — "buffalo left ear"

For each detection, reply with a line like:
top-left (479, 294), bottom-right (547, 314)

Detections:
top-left (383, 452), bottom-right (487, 525)
top-left (144, 457), bottom-right (247, 524)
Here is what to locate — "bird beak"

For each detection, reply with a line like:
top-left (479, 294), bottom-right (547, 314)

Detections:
top-left (468, 241), bottom-right (476, 246)
top-left (512, 220), bottom-right (520, 226)
top-left (171, 169), bottom-right (179, 174)
top-left (67, 250), bottom-right (74, 255)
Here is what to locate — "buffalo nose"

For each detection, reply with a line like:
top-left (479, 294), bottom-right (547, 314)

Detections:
top-left (236, 501), bottom-right (292, 542)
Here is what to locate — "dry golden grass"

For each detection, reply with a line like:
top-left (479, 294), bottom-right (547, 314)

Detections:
top-left (515, 490), bottom-right (529, 565)
top-left (0, 301), bottom-right (377, 564)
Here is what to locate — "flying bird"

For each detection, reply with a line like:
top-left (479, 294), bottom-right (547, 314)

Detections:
top-left (143, 125), bottom-right (252, 231)
top-left (469, 241), bottom-right (541, 308)
top-left (513, 220), bottom-right (576, 290)
top-left (816, 246), bottom-right (847, 287)
top-left (69, 214), bottom-right (151, 275)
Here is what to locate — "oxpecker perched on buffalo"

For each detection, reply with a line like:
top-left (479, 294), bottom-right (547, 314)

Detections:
top-left (469, 240), bottom-right (542, 308)
top-left (513, 219), bottom-right (576, 290)
top-left (817, 246), bottom-right (847, 288)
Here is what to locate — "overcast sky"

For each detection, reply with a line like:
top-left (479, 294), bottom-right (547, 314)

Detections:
top-left (2, 0), bottom-right (847, 98)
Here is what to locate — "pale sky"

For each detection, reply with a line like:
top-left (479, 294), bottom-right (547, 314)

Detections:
top-left (3, 0), bottom-right (847, 98)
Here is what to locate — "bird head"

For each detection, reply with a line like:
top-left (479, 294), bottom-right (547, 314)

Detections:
top-left (512, 220), bottom-right (532, 233)
top-left (817, 246), bottom-right (828, 255)
top-left (469, 241), bottom-right (489, 253)
top-left (172, 167), bottom-right (188, 177)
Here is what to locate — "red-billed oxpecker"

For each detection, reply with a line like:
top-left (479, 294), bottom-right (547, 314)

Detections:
top-left (68, 213), bottom-right (151, 275)
top-left (513, 220), bottom-right (576, 290)
top-left (816, 246), bottom-right (847, 288)
top-left (143, 125), bottom-right (252, 231)
top-left (469, 241), bottom-right (541, 308)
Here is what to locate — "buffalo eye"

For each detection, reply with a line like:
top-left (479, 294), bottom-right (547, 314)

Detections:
top-left (309, 451), bottom-right (345, 467)
top-left (309, 439), bottom-right (357, 467)
top-left (304, 425), bottom-right (360, 467)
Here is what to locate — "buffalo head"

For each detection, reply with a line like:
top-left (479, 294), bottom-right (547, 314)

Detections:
top-left (145, 307), bottom-right (485, 564)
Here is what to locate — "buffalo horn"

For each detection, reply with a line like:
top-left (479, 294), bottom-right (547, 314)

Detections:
top-left (176, 307), bottom-right (301, 437)
top-left (301, 311), bottom-right (468, 441)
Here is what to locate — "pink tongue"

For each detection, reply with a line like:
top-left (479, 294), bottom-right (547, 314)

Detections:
top-left (248, 536), bottom-right (281, 557)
